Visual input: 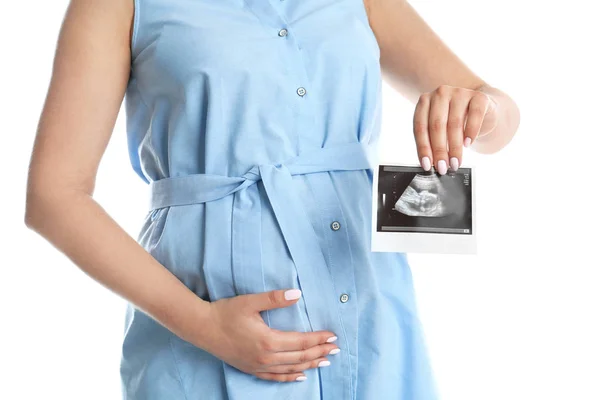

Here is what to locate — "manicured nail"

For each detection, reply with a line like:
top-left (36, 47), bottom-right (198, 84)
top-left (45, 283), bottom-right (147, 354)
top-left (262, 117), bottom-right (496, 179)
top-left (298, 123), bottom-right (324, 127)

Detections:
top-left (284, 289), bottom-right (302, 300)
top-left (329, 348), bottom-right (341, 355)
top-left (421, 156), bottom-right (431, 171)
top-left (318, 360), bottom-right (331, 367)
top-left (296, 375), bottom-right (307, 381)
top-left (464, 137), bottom-right (472, 147)
top-left (326, 336), bottom-right (338, 343)
top-left (450, 157), bottom-right (459, 171)
top-left (437, 160), bottom-right (447, 175)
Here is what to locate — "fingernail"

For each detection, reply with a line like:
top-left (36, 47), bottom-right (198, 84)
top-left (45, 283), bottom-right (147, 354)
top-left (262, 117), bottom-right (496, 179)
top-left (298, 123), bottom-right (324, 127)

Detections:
top-left (421, 156), bottom-right (431, 171)
top-left (437, 160), bottom-right (447, 175)
top-left (284, 289), bottom-right (302, 300)
top-left (318, 360), bottom-right (331, 367)
top-left (326, 336), bottom-right (338, 343)
top-left (296, 375), bottom-right (307, 381)
top-left (329, 348), bottom-right (341, 355)
top-left (450, 157), bottom-right (459, 171)
top-left (464, 137), bottom-right (472, 147)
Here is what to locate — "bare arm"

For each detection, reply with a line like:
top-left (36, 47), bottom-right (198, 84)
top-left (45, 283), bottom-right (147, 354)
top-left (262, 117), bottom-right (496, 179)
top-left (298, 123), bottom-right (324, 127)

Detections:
top-left (364, 0), bottom-right (520, 155)
top-left (23, 0), bottom-right (209, 344)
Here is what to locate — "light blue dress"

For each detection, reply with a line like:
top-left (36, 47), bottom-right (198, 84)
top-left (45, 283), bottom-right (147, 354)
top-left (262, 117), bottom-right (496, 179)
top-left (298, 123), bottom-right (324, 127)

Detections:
top-left (121, 0), bottom-right (439, 399)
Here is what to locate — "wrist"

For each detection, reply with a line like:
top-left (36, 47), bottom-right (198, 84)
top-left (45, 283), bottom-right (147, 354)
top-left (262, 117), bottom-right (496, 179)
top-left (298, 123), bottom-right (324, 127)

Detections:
top-left (181, 296), bottom-right (217, 349)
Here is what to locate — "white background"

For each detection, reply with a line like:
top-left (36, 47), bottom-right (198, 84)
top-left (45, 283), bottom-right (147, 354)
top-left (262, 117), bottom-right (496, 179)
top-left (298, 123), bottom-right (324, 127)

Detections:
top-left (2, 1), bottom-right (599, 399)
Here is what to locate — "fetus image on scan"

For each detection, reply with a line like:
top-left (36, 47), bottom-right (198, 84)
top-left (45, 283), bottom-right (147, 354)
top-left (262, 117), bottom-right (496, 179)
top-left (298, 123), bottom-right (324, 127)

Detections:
top-left (393, 172), bottom-right (466, 218)
top-left (394, 173), bottom-right (447, 217)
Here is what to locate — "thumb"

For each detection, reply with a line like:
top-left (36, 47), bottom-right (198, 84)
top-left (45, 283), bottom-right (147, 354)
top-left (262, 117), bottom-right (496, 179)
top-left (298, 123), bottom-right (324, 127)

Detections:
top-left (247, 289), bottom-right (302, 312)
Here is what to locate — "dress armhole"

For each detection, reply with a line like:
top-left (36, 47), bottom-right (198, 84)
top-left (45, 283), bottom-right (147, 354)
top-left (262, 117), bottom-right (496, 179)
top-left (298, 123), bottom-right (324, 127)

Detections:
top-left (130, 0), bottom-right (141, 62)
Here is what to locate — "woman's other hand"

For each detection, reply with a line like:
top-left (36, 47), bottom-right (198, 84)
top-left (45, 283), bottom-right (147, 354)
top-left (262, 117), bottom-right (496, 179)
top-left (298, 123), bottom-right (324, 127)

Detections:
top-left (193, 289), bottom-right (340, 383)
top-left (413, 84), bottom-right (499, 174)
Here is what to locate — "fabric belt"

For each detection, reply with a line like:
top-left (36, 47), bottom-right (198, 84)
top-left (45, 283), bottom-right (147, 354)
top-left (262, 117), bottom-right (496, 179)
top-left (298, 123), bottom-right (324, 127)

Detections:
top-left (147, 141), bottom-right (375, 333)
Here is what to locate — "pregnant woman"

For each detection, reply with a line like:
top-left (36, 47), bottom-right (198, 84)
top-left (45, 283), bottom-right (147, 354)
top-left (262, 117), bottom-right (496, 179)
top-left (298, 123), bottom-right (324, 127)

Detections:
top-left (24, 0), bottom-right (520, 399)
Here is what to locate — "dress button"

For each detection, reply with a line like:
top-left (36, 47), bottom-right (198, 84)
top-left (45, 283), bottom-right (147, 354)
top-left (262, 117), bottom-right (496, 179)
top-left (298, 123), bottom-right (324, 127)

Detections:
top-left (331, 221), bottom-right (341, 231)
top-left (340, 293), bottom-right (349, 303)
top-left (296, 87), bottom-right (306, 97)
top-left (278, 28), bottom-right (288, 37)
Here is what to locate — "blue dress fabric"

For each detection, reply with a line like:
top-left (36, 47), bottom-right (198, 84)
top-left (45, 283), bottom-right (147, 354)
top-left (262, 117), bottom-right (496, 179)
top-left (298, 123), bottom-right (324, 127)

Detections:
top-left (121, 0), bottom-right (439, 399)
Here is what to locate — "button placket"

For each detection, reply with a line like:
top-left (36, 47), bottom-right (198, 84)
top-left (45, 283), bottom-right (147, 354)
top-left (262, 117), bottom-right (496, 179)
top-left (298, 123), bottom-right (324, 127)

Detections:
top-left (312, 184), bottom-right (358, 347)
top-left (231, 5), bottom-right (352, 394)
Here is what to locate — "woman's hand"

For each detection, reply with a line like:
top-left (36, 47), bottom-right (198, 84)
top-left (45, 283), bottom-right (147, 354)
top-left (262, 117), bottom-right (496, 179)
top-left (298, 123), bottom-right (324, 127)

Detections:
top-left (413, 84), bottom-right (499, 174)
top-left (195, 289), bottom-right (340, 383)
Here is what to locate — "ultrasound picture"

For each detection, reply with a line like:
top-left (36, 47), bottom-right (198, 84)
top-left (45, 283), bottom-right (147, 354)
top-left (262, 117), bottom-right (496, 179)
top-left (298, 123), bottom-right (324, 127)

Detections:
top-left (377, 165), bottom-right (472, 234)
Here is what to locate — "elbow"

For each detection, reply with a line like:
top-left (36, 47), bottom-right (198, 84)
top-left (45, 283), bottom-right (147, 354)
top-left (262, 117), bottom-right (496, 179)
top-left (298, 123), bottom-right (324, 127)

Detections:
top-left (24, 210), bottom-right (33, 229)
top-left (24, 174), bottom-right (93, 230)
top-left (24, 186), bottom-right (57, 230)
top-left (24, 184), bottom-right (90, 230)
top-left (24, 207), bottom-right (40, 230)
top-left (24, 190), bottom-right (45, 230)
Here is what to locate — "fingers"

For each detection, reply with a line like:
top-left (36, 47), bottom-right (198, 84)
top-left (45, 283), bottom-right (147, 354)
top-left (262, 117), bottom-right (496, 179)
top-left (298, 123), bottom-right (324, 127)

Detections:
top-left (428, 87), bottom-right (451, 175)
top-left (464, 92), bottom-right (490, 148)
top-left (416, 86), bottom-right (486, 174)
top-left (261, 356), bottom-right (333, 374)
top-left (447, 96), bottom-right (470, 172)
top-left (413, 94), bottom-right (433, 171)
top-left (254, 371), bottom-right (308, 382)
top-left (266, 341), bottom-right (340, 366)
top-left (252, 326), bottom-right (339, 382)
top-left (251, 341), bottom-right (338, 383)
top-left (246, 288), bottom-right (303, 312)
top-left (254, 341), bottom-right (341, 378)
top-left (268, 329), bottom-right (338, 352)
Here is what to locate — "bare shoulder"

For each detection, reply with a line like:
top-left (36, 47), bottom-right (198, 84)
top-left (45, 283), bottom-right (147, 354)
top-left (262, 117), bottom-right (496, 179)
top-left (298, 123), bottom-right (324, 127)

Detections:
top-left (60, 0), bottom-right (134, 52)
top-left (362, 0), bottom-right (402, 19)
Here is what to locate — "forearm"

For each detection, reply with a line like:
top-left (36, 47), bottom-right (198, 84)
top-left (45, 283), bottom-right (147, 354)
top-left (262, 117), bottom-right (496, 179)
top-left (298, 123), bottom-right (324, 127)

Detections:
top-left (24, 189), bottom-right (210, 344)
top-left (471, 83), bottom-right (521, 154)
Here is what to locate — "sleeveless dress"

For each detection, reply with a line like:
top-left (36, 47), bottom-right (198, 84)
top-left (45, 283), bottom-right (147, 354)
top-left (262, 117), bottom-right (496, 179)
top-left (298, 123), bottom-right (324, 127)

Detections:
top-left (121, 1), bottom-right (439, 399)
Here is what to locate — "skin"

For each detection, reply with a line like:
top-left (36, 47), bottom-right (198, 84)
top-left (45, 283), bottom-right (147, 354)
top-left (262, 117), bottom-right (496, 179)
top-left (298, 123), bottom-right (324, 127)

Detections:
top-left (24, 0), bottom-right (520, 385)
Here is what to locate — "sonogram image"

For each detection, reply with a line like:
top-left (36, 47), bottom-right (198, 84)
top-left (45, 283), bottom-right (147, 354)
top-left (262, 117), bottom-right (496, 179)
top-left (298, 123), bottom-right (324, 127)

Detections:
top-left (376, 165), bottom-right (472, 234)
